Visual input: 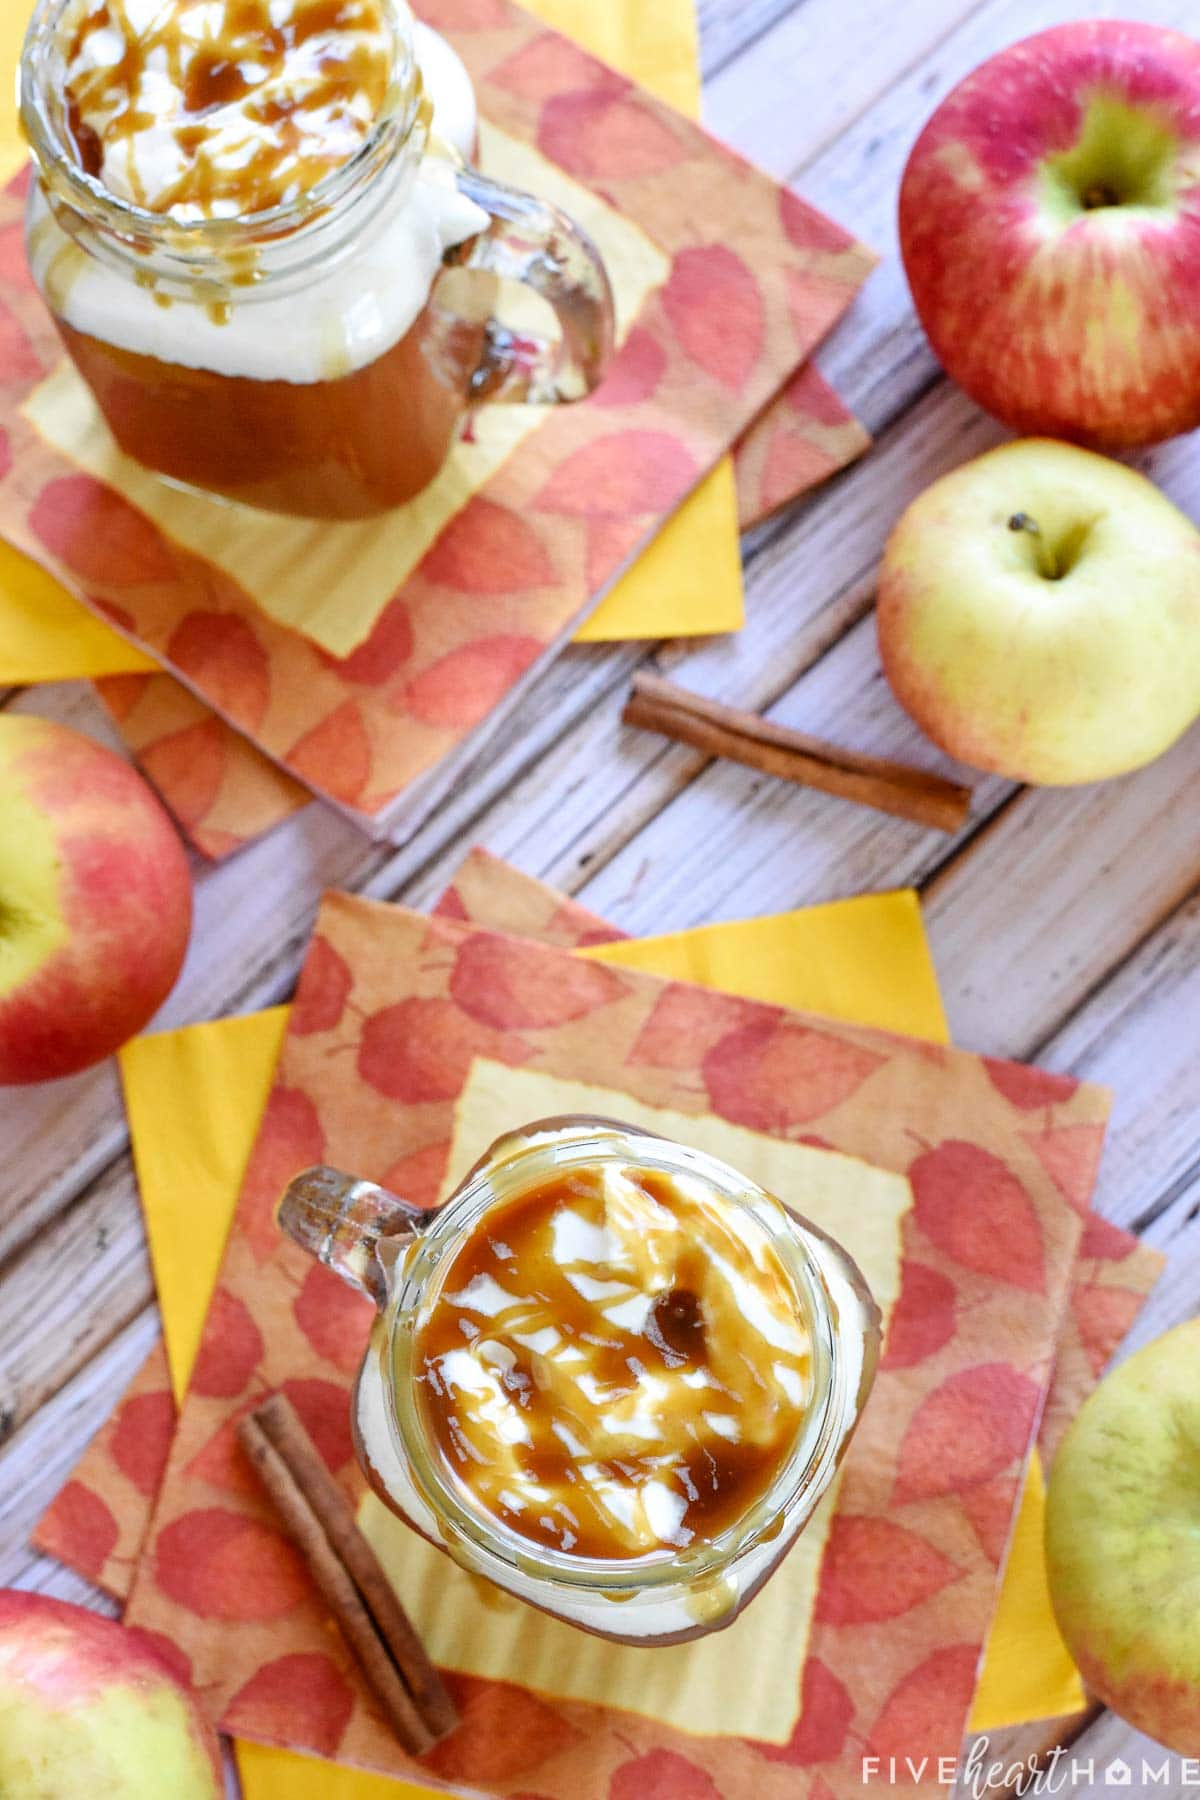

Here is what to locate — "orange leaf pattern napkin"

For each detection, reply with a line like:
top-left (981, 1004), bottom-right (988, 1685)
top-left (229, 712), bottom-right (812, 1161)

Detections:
top-left (35, 855), bottom-right (1160, 1781)
top-left (0, 0), bottom-right (868, 858)
top-left (109, 878), bottom-right (1123, 1798)
top-left (91, 359), bottom-right (868, 862)
top-left (0, 0), bottom-right (873, 840)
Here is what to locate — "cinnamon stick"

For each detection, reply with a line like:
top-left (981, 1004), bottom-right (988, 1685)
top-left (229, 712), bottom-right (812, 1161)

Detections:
top-left (238, 1394), bottom-right (458, 1754)
top-left (622, 671), bottom-right (971, 835)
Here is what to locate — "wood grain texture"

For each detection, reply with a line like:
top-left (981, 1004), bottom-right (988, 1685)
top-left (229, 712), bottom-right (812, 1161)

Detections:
top-left (0, 1159), bottom-right (152, 1444)
top-left (705, 0), bottom-right (988, 175)
top-left (1, 0), bottom-right (1197, 1792)
top-left (0, 1311), bottom-right (160, 1588)
top-left (1043, 893), bottom-right (1200, 1234)
top-left (695, 0), bottom-right (803, 79)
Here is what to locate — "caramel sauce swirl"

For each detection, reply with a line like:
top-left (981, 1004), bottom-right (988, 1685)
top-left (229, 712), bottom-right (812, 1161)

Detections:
top-left (60, 0), bottom-right (395, 218)
top-left (412, 1166), bottom-right (814, 1561)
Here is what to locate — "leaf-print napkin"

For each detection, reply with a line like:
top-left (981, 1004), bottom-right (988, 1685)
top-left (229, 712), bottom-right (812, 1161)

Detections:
top-left (0, 0), bottom-right (873, 843)
top-left (35, 865), bottom-right (942, 1800)
top-left (36, 864), bottom-right (946, 1591)
top-left (98, 867), bottom-right (1139, 1798)
top-left (0, 354), bottom-right (867, 861)
top-left (85, 357), bottom-right (866, 861)
top-left (1, 0), bottom-right (868, 861)
top-left (36, 854), bottom-right (1160, 1792)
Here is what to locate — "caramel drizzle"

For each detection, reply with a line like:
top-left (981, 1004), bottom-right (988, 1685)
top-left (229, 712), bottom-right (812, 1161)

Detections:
top-left (412, 1169), bottom-right (814, 1562)
top-left (62, 0), bottom-right (393, 216)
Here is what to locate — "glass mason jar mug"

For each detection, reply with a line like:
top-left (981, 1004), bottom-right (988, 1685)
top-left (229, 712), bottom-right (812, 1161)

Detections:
top-left (18, 0), bottom-right (616, 520)
top-left (279, 1117), bottom-right (882, 1646)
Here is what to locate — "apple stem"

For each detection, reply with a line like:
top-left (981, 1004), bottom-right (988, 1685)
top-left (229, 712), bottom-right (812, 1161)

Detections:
top-left (1008, 512), bottom-right (1060, 580)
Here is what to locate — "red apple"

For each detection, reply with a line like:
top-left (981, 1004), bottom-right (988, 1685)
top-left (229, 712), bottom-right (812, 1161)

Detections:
top-left (0, 1591), bottom-right (222, 1795)
top-left (900, 21), bottom-right (1200, 448)
top-left (0, 714), bottom-right (192, 1083)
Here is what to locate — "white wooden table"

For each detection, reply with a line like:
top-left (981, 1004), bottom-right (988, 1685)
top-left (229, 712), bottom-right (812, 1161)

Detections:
top-left (1, 1), bottom-right (1197, 1795)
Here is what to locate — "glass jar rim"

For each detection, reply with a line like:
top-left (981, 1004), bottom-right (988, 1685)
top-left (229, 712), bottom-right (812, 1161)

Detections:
top-left (383, 1119), bottom-right (857, 1598)
top-left (18, 0), bottom-right (424, 260)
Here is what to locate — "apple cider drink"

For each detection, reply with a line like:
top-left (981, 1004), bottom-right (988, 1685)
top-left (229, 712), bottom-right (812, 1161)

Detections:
top-left (280, 1118), bottom-right (881, 1644)
top-left (19, 0), bottom-right (614, 518)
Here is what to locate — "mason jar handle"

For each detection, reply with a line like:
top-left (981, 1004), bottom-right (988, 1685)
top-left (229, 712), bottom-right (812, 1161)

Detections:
top-left (454, 166), bottom-right (615, 406)
top-left (277, 1166), bottom-right (429, 1311)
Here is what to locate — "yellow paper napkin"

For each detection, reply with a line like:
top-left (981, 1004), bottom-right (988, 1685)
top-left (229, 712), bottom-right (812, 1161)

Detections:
top-left (545, 0), bottom-right (703, 115)
top-left (121, 1010), bottom-right (291, 1401)
top-left (0, 0), bottom-right (740, 687)
top-left (0, 542), bottom-right (157, 682)
top-left (597, 893), bottom-right (947, 1040)
top-left (118, 889), bottom-right (1082, 1796)
top-left (1, 11), bottom-right (28, 183)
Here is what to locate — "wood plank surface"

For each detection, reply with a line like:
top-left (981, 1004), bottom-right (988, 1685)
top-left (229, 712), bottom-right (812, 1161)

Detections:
top-left (1, 0), bottom-right (1197, 1792)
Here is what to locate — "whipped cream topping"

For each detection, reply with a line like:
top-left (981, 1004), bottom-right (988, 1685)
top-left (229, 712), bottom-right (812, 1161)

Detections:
top-left (26, 19), bottom-right (488, 381)
top-left (413, 1165), bottom-right (814, 1561)
top-left (61, 0), bottom-right (395, 220)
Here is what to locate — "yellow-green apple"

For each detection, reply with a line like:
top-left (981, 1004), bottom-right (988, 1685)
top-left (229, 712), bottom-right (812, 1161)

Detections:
top-left (900, 21), bottom-right (1200, 449)
top-left (0, 714), bottom-right (191, 1083)
top-left (0, 1591), bottom-right (222, 1795)
top-left (877, 439), bottom-right (1200, 784)
top-left (1045, 1320), bottom-right (1200, 1754)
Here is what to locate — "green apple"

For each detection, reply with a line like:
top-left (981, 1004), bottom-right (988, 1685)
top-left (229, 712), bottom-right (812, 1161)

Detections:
top-left (1045, 1319), bottom-right (1200, 1753)
top-left (877, 439), bottom-right (1200, 784)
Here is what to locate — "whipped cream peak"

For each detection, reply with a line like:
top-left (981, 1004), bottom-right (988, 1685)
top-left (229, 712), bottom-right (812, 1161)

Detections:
top-left (60, 0), bottom-right (401, 218)
top-left (413, 1164), bottom-right (815, 1561)
top-left (26, 19), bottom-right (486, 383)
